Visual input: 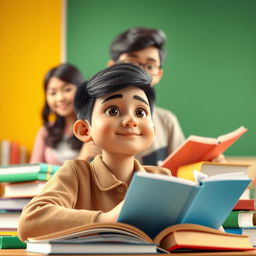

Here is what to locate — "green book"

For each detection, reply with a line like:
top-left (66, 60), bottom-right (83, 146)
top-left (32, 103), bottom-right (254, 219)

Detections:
top-left (0, 163), bottom-right (60, 182)
top-left (0, 236), bottom-right (26, 249)
top-left (223, 210), bottom-right (256, 228)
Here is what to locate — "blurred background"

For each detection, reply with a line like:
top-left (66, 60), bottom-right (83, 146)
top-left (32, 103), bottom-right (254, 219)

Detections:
top-left (0, 0), bottom-right (255, 160)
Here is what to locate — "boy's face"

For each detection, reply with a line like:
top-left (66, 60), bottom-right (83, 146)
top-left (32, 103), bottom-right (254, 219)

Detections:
top-left (116, 46), bottom-right (163, 86)
top-left (89, 86), bottom-right (155, 156)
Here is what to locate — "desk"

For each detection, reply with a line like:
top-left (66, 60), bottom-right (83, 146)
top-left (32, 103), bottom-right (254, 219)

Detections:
top-left (0, 249), bottom-right (256, 256)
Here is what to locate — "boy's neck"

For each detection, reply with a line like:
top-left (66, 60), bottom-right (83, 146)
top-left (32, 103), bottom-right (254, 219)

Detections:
top-left (101, 152), bottom-right (135, 184)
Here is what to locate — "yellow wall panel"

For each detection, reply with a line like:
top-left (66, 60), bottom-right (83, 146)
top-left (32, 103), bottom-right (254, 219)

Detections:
top-left (0, 0), bottom-right (62, 158)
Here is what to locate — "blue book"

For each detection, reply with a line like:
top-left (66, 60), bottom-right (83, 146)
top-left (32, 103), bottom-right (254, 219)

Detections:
top-left (118, 171), bottom-right (250, 238)
top-left (224, 227), bottom-right (256, 235)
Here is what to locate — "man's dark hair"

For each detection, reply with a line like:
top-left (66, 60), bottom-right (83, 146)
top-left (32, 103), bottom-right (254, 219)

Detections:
top-left (74, 63), bottom-right (155, 123)
top-left (109, 27), bottom-right (166, 67)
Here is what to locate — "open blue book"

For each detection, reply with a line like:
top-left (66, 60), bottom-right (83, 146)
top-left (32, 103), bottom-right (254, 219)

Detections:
top-left (118, 171), bottom-right (250, 238)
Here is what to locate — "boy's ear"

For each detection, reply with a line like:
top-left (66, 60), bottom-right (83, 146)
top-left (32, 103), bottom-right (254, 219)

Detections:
top-left (73, 120), bottom-right (92, 142)
top-left (107, 60), bottom-right (116, 67)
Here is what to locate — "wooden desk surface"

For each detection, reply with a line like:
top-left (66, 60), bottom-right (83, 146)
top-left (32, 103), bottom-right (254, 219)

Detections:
top-left (1, 249), bottom-right (256, 256)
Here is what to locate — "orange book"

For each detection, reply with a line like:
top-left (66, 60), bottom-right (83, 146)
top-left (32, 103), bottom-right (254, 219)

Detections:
top-left (161, 126), bottom-right (247, 176)
top-left (154, 223), bottom-right (253, 252)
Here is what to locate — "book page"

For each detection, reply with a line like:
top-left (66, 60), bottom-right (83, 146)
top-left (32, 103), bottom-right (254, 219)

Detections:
top-left (203, 172), bottom-right (250, 181)
top-left (217, 126), bottom-right (247, 143)
top-left (137, 172), bottom-right (196, 186)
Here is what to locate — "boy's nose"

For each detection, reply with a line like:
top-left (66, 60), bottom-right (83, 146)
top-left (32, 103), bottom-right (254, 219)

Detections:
top-left (122, 117), bottom-right (138, 128)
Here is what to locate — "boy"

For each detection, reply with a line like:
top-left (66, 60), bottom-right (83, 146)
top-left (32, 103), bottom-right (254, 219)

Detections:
top-left (18, 63), bottom-right (171, 241)
top-left (107, 27), bottom-right (185, 166)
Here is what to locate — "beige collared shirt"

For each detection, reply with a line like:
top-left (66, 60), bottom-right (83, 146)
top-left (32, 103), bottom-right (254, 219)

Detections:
top-left (18, 155), bottom-right (171, 241)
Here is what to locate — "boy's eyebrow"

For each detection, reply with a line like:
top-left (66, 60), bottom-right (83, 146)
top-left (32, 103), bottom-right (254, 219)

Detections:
top-left (102, 94), bottom-right (122, 103)
top-left (133, 95), bottom-right (149, 105)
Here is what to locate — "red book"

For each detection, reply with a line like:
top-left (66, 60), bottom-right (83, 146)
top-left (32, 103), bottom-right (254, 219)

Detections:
top-left (161, 126), bottom-right (247, 176)
top-left (10, 142), bottom-right (20, 164)
top-left (234, 199), bottom-right (256, 210)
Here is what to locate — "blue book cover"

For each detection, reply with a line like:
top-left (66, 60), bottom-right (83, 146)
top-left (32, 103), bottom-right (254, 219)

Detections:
top-left (224, 227), bottom-right (256, 235)
top-left (118, 172), bottom-right (250, 238)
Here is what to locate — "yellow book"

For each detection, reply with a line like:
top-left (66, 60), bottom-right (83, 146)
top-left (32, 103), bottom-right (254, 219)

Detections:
top-left (0, 231), bottom-right (17, 236)
top-left (177, 161), bottom-right (250, 181)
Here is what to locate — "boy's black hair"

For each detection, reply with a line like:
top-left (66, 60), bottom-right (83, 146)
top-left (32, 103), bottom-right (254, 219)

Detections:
top-left (109, 27), bottom-right (166, 67)
top-left (42, 63), bottom-right (84, 149)
top-left (74, 63), bottom-right (155, 123)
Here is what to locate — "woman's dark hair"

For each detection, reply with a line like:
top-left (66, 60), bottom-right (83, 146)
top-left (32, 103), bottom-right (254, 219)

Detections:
top-left (42, 63), bottom-right (84, 150)
top-left (74, 63), bottom-right (155, 123)
top-left (109, 27), bottom-right (166, 67)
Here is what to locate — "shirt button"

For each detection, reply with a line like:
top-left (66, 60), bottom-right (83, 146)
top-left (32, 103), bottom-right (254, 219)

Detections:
top-left (117, 187), bottom-right (124, 193)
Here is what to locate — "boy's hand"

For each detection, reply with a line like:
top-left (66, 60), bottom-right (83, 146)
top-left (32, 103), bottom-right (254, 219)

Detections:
top-left (212, 154), bottom-right (226, 163)
top-left (96, 201), bottom-right (124, 223)
top-left (77, 141), bottom-right (102, 162)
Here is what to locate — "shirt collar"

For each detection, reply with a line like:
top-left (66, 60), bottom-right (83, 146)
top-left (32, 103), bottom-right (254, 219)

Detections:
top-left (90, 155), bottom-right (146, 191)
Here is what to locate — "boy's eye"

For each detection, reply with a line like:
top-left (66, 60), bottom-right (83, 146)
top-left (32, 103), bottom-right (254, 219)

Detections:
top-left (135, 108), bottom-right (147, 118)
top-left (105, 106), bottom-right (120, 116)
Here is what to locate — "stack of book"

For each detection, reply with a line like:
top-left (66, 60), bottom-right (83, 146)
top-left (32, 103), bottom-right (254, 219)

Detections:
top-left (0, 163), bottom-right (60, 249)
top-left (224, 199), bottom-right (256, 246)
top-left (0, 140), bottom-right (27, 166)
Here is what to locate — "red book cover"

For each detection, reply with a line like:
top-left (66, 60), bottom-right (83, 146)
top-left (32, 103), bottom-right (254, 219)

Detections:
top-left (10, 142), bottom-right (20, 164)
top-left (234, 199), bottom-right (256, 210)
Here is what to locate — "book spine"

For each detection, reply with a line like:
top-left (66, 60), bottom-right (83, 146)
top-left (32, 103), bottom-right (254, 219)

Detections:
top-left (10, 142), bottom-right (20, 165)
top-left (224, 228), bottom-right (243, 235)
top-left (222, 211), bottom-right (240, 228)
top-left (0, 140), bottom-right (10, 166)
top-left (176, 187), bottom-right (200, 223)
top-left (19, 146), bottom-right (27, 164)
top-left (0, 236), bottom-right (26, 249)
top-left (223, 211), bottom-right (255, 228)
top-left (234, 200), bottom-right (256, 210)
top-left (39, 163), bottom-right (60, 180)
top-left (0, 172), bottom-right (39, 183)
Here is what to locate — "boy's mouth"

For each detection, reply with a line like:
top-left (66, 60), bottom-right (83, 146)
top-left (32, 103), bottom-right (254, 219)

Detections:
top-left (116, 132), bottom-right (141, 136)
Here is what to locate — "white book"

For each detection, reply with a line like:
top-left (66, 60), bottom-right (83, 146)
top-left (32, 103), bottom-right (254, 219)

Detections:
top-left (0, 211), bottom-right (21, 229)
top-left (0, 198), bottom-right (31, 210)
top-left (2, 181), bottom-right (46, 198)
top-left (1, 140), bottom-right (10, 165)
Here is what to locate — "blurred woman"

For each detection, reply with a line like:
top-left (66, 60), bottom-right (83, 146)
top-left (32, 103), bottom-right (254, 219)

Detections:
top-left (30, 63), bottom-right (100, 165)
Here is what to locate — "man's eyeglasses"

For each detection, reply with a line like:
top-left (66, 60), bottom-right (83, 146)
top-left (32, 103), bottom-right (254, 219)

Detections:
top-left (117, 60), bottom-right (160, 75)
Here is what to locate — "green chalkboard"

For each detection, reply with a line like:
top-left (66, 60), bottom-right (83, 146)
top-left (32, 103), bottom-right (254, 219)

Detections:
top-left (66, 0), bottom-right (256, 156)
